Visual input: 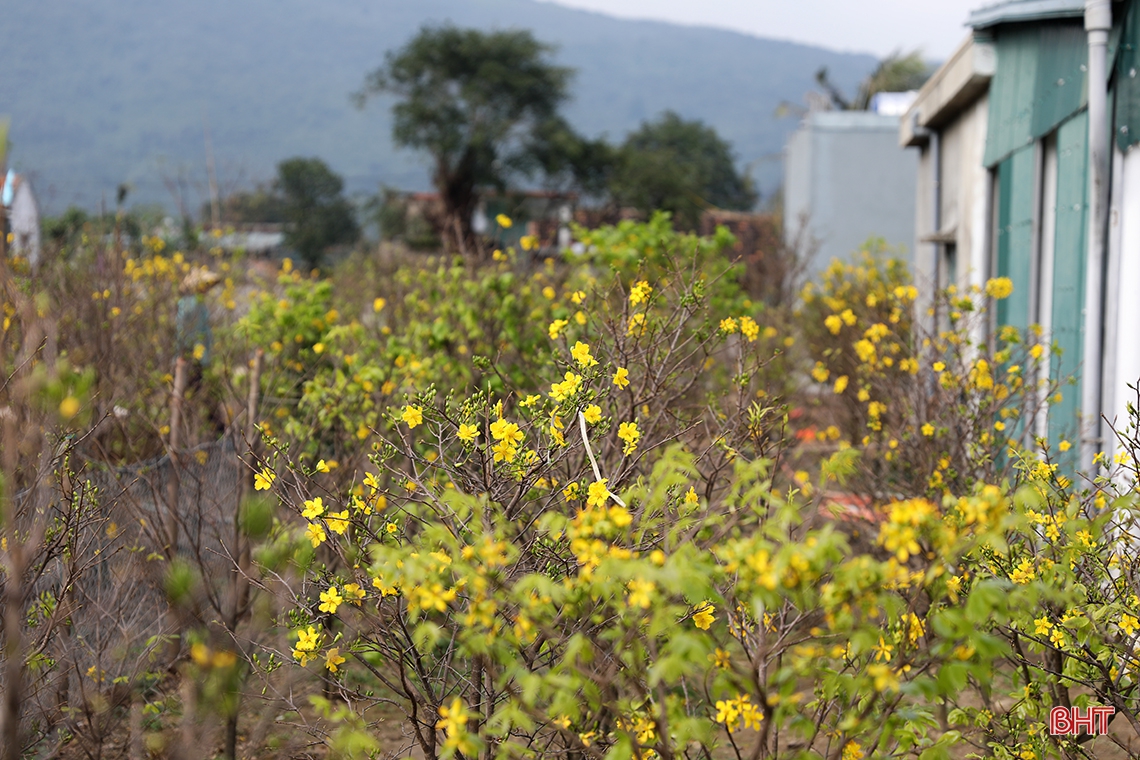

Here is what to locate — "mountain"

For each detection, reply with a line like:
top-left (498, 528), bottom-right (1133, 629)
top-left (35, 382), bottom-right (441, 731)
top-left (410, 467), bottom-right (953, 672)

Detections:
top-left (0, 0), bottom-right (877, 215)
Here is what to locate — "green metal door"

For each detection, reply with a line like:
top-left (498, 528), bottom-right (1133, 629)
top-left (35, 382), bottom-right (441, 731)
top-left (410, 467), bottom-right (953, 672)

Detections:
top-left (995, 146), bottom-right (1035, 332)
top-left (1048, 111), bottom-right (1088, 455)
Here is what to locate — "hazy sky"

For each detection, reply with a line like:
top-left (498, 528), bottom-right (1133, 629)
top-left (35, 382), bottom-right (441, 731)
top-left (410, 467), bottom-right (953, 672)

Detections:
top-left (537, 0), bottom-right (981, 60)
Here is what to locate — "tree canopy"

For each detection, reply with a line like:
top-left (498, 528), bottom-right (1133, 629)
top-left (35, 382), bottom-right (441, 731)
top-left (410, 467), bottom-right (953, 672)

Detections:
top-left (357, 25), bottom-right (600, 255)
top-left (609, 111), bottom-right (757, 230)
top-left (816, 50), bottom-right (930, 111)
top-left (275, 157), bottom-right (359, 270)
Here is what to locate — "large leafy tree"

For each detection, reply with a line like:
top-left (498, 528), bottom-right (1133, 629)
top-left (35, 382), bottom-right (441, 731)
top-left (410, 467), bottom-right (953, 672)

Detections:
top-left (609, 111), bottom-right (757, 230)
top-left (357, 25), bottom-right (598, 256)
top-left (275, 157), bottom-right (359, 270)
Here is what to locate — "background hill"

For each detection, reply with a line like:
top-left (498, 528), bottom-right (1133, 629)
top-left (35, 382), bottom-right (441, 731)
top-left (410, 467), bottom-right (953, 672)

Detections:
top-left (0, 0), bottom-right (877, 215)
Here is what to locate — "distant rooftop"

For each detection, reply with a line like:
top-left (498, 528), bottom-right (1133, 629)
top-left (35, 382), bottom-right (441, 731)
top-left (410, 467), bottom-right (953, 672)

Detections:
top-left (802, 111), bottom-right (904, 131)
top-left (968, 0), bottom-right (1085, 30)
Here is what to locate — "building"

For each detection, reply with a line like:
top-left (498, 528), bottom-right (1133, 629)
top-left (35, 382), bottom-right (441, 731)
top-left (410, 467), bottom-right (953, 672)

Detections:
top-left (900, 0), bottom-right (1140, 471)
top-left (2, 170), bottom-right (42, 266)
top-left (784, 109), bottom-right (919, 277)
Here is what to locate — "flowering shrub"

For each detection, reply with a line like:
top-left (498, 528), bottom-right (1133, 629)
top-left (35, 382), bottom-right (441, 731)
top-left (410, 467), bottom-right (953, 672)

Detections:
top-left (800, 244), bottom-right (1054, 504)
top-left (228, 233), bottom-right (1140, 760)
top-left (13, 220), bottom-right (1140, 760)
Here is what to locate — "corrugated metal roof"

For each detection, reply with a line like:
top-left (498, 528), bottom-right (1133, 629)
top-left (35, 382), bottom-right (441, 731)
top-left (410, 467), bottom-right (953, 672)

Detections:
top-left (968, 0), bottom-right (1085, 29)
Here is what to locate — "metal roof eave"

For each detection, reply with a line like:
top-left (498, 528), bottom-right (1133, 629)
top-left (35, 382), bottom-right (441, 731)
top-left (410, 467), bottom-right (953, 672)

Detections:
top-left (968, 0), bottom-right (1086, 30)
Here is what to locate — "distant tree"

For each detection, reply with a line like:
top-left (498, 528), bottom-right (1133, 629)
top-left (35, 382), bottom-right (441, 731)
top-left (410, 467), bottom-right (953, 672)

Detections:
top-left (609, 111), bottom-right (757, 230)
top-left (816, 50), bottom-right (930, 111)
top-left (356, 25), bottom-right (595, 256)
top-left (214, 184), bottom-right (287, 226)
top-left (275, 157), bottom-right (359, 269)
top-left (42, 206), bottom-right (90, 246)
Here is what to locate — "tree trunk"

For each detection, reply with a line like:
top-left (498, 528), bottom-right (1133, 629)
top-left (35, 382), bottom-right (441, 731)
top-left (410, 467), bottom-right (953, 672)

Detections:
top-left (436, 153), bottom-right (483, 260)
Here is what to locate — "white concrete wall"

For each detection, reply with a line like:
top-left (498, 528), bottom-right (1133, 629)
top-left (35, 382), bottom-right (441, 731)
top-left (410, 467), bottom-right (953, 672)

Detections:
top-left (1108, 144), bottom-right (1140, 455)
top-left (784, 112), bottom-right (918, 278)
top-left (9, 183), bottom-right (41, 267)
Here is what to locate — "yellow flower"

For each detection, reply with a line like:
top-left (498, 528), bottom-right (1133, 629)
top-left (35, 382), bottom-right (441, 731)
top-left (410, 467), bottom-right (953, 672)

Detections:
top-left (550, 371), bottom-right (582, 402)
top-left (608, 505), bottom-right (632, 527)
top-left (490, 418), bottom-right (524, 445)
top-left (372, 575), bottom-right (397, 595)
top-left (714, 699), bottom-right (740, 730)
top-left (325, 647), bottom-right (346, 672)
top-left (921, 423), bottom-right (935, 437)
top-left (363, 472), bottom-right (380, 492)
top-left (571, 341), bottom-right (598, 367)
top-left (327, 510), bottom-right (350, 535)
top-left (842, 741), bottom-right (865, 760)
top-left (301, 497), bottom-right (325, 520)
top-left (1058, 439), bottom-right (1071, 452)
top-left (548, 318), bottom-right (569, 340)
top-left (719, 317), bottom-right (738, 333)
top-left (831, 375), bottom-right (848, 394)
top-left (495, 213), bottom-right (512, 228)
top-left (583, 405), bottom-right (602, 424)
top-left (312, 342), bottom-right (325, 354)
top-left (343, 583), bottom-right (366, 605)
top-left (627, 312), bottom-right (647, 336)
top-left (824, 314), bottom-right (843, 335)
top-left (319, 586), bottom-right (344, 614)
top-left (373, 297), bottom-right (386, 312)
top-left (192, 343), bottom-right (206, 360)
top-left (840, 308), bottom-right (857, 326)
top-left (586, 479), bottom-right (610, 507)
top-left (436, 697), bottom-right (469, 740)
top-left (491, 440), bottom-right (518, 463)
top-left (685, 486), bottom-right (699, 505)
top-left (629, 280), bottom-right (653, 306)
top-left (411, 582), bottom-right (458, 613)
top-left (739, 316), bottom-right (759, 341)
top-left (617, 421), bottom-right (640, 454)
top-left (985, 277), bottom-right (1014, 299)
top-left (1121, 614), bottom-right (1140, 636)
top-left (811, 363), bottom-right (830, 383)
top-left (305, 522), bottom-right (326, 547)
top-left (562, 482), bottom-right (580, 501)
top-left (626, 578), bottom-right (655, 608)
top-left (612, 366), bottom-right (630, 389)
top-left (692, 601), bottom-right (715, 630)
top-left (402, 405), bottom-right (424, 428)
top-left (458, 423), bottom-right (479, 443)
top-left (854, 339), bottom-right (876, 363)
top-left (710, 648), bottom-right (731, 669)
top-left (254, 468), bottom-right (275, 491)
top-left (1010, 557), bottom-right (1035, 584)
top-left (295, 625), bottom-right (320, 652)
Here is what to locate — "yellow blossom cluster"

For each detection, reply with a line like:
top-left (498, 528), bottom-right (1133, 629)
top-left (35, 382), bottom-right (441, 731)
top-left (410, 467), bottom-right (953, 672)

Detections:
top-left (713, 694), bottom-right (762, 732)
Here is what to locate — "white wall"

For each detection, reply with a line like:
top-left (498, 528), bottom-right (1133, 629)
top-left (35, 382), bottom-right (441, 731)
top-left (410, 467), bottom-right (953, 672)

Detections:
top-left (1108, 144), bottom-right (1140, 456)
